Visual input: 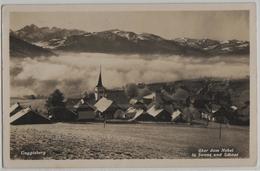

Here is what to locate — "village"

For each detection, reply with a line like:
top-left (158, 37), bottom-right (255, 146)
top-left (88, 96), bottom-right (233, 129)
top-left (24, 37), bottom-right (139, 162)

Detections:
top-left (10, 67), bottom-right (249, 126)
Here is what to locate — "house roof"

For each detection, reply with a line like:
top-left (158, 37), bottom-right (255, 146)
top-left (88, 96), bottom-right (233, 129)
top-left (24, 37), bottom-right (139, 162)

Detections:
top-left (129, 98), bottom-right (138, 105)
top-left (126, 107), bottom-right (137, 114)
top-left (94, 97), bottom-right (113, 113)
top-left (143, 93), bottom-right (155, 100)
top-left (146, 105), bottom-right (164, 117)
top-left (11, 99), bottom-right (47, 113)
top-left (131, 109), bottom-right (144, 120)
top-left (129, 98), bottom-right (143, 105)
top-left (73, 99), bottom-right (84, 108)
top-left (10, 102), bottom-right (23, 116)
top-left (73, 99), bottom-right (95, 110)
top-left (10, 107), bottom-right (50, 124)
top-left (10, 103), bottom-right (20, 114)
top-left (171, 109), bottom-right (182, 121)
top-left (10, 107), bottom-right (32, 124)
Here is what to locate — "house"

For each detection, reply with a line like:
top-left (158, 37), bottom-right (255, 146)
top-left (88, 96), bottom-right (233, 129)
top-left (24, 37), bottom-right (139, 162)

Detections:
top-left (126, 107), bottom-right (138, 119)
top-left (142, 92), bottom-right (155, 104)
top-left (171, 109), bottom-right (182, 122)
top-left (201, 110), bottom-right (212, 121)
top-left (106, 89), bottom-right (129, 110)
top-left (10, 102), bottom-right (23, 117)
top-left (129, 98), bottom-right (145, 109)
top-left (10, 107), bottom-right (51, 125)
top-left (135, 112), bottom-right (155, 121)
top-left (146, 105), bottom-right (172, 121)
top-left (129, 109), bottom-right (145, 121)
top-left (125, 106), bottom-right (154, 121)
top-left (113, 109), bottom-right (126, 119)
top-left (94, 97), bottom-right (117, 119)
top-left (73, 99), bottom-right (96, 121)
top-left (94, 97), bottom-right (113, 113)
top-left (129, 98), bottom-right (142, 105)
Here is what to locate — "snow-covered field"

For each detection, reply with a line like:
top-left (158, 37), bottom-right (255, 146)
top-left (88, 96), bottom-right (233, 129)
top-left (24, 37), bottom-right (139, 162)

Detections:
top-left (10, 123), bottom-right (249, 159)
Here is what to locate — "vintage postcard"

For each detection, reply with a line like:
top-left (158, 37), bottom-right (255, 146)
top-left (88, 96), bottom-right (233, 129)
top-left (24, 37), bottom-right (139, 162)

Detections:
top-left (1, 3), bottom-right (257, 168)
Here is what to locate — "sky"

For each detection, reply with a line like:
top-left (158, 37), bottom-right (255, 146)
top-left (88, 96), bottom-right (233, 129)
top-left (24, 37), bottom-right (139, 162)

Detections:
top-left (10, 10), bottom-right (249, 41)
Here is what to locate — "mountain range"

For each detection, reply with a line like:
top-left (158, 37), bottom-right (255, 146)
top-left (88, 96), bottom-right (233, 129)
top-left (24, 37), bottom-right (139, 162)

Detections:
top-left (10, 31), bottom-right (56, 57)
top-left (10, 24), bottom-right (250, 57)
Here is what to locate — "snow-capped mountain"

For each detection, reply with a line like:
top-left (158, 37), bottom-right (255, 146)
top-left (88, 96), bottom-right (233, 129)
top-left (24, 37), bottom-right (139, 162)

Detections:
top-left (173, 38), bottom-right (249, 56)
top-left (12, 25), bottom-right (249, 56)
top-left (14, 24), bottom-right (85, 43)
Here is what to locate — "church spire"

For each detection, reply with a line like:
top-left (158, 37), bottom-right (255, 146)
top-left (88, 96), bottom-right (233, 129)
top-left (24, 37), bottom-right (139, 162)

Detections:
top-left (95, 65), bottom-right (105, 101)
top-left (96, 65), bottom-right (103, 87)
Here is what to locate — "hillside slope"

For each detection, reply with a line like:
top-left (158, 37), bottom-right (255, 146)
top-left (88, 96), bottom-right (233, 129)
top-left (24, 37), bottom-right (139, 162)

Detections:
top-left (10, 34), bottom-right (56, 58)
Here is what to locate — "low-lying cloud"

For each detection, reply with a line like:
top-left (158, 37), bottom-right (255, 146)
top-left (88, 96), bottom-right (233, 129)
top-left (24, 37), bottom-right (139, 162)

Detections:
top-left (10, 52), bottom-right (249, 97)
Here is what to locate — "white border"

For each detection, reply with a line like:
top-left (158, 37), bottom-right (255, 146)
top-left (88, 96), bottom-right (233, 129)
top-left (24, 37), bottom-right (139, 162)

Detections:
top-left (0, 0), bottom-right (259, 170)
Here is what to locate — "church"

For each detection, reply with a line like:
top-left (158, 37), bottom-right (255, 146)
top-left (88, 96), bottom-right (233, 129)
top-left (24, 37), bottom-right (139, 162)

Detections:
top-left (93, 66), bottom-right (128, 106)
top-left (71, 66), bottom-right (129, 121)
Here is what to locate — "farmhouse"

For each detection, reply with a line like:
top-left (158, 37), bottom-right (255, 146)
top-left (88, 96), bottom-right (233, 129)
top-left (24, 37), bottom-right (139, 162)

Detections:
top-left (10, 107), bottom-right (50, 125)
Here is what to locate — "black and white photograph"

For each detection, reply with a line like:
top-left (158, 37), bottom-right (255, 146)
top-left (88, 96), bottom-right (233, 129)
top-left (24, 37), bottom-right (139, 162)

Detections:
top-left (2, 4), bottom-right (257, 168)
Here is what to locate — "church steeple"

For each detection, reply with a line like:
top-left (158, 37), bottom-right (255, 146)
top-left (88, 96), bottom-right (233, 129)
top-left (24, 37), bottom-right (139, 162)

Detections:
top-left (96, 65), bottom-right (103, 87)
top-left (95, 65), bottom-right (105, 101)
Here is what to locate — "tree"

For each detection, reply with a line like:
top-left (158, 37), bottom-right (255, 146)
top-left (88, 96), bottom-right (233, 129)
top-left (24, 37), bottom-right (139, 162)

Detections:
top-left (45, 89), bottom-right (66, 121)
top-left (46, 89), bottom-right (65, 108)
top-left (124, 83), bottom-right (138, 99)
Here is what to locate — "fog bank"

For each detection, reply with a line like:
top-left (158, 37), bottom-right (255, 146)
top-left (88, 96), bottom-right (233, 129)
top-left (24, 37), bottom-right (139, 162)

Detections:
top-left (10, 53), bottom-right (249, 97)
